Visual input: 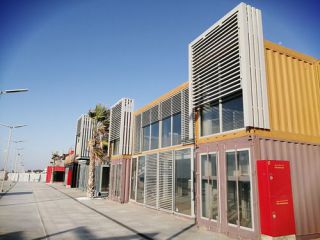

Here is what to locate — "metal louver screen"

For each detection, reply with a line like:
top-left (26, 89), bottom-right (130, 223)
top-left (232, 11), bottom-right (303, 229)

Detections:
top-left (150, 105), bottom-right (159, 123)
top-left (142, 110), bottom-right (150, 127)
top-left (189, 3), bottom-right (270, 129)
top-left (159, 151), bottom-right (173, 211)
top-left (145, 154), bottom-right (158, 208)
top-left (134, 114), bottom-right (141, 154)
top-left (161, 98), bottom-right (171, 119)
top-left (190, 11), bottom-right (241, 107)
top-left (110, 102), bottom-right (122, 141)
top-left (181, 88), bottom-right (191, 143)
top-left (172, 93), bottom-right (181, 115)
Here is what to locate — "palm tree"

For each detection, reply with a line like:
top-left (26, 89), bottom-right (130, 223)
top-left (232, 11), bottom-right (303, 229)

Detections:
top-left (87, 104), bottom-right (110, 198)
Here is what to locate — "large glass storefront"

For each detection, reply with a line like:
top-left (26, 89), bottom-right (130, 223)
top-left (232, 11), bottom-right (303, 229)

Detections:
top-left (130, 148), bottom-right (193, 216)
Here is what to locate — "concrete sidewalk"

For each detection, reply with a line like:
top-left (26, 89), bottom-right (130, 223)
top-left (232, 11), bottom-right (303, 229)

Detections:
top-left (0, 182), bottom-right (232, 240)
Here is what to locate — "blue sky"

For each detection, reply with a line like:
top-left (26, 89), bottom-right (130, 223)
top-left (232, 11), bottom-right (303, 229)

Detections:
top-left (0, 0), bottom-right (319, 170)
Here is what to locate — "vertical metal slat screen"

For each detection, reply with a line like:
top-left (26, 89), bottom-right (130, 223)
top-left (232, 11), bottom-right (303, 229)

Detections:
top-left (110, 102), bottom-right (122, 141)
top-left (189, 3), bottom-right (269, 129)
top-left (158, 151), bottom-right (173, 211)
top-left (145, 154), bottom-right (158, 208)
top-left (134, 114), bottom-right (141, 154)
top-left (181, 88), bottom-right (191, 143)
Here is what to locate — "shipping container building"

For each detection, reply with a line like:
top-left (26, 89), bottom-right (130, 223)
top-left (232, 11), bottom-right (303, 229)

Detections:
top-left (108, 98), bottom-right (134, 203)
top-left (74, 115), bottom-right (96, 190)
top-left (189, 2), bottom-right (320, 240)
top-left (130, 82), bottom-right (195, 217)
top-left (102, 2), bottom-right (319, 240)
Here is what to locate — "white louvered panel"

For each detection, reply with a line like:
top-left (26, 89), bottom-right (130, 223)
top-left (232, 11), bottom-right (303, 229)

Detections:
top-left (134, 114), bottom-right (141, 154)
top-left (189, 3), bottom-right (270, 130)
top-left (121, 98), bottom-right (134, 155)
top-left (190, 11), bottom-right (240, 107)
top-left (161, 98), bottom-right (171, 119)
top-left (172, 93), bottom-right (181, 115)
top-left (110, 102), bottom-right (122, 141)
top-left (145, 154), bottom-right (158, 208)
top-left (181, 88), bottom-right (191, 143)
top-left (158, 151), bottom-right (173, 211)
top-left (109, 98), bottom-right (134, 156)
top-left (150, 105), bottom-right (159, 123)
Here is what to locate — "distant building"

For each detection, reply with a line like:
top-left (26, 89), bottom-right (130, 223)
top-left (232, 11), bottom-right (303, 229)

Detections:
top-left (74, 115), bottom-right (96, 191)
top-left (108, 98), bottom-right (134, 202)
top-left (75, 115), bottom-right (96, 161)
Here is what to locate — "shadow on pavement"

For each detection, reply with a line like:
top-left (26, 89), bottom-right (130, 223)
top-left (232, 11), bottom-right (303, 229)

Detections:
top-left (0, 197), bottom-right (69, 207)
top-left (31, 226), bottom-right (158, 240)
top-left (0, 231), bottom-right (25, 240)
top-left (166, 223), bottom-right (197, 240)
top-left (0, 192), bottom-right (32, 196)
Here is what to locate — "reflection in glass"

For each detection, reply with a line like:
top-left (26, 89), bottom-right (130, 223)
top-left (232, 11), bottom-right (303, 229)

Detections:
top-left (113, 139), bottom-right (120, 155)
top-left (227, 181), bottom-right (237, 224)
top-left (201, 103), bottom-right (220, 136)
top-left (222, 95), bottom-right (244, 132)
top-left (175, 149), bottom-right (191, 215)
top-left (172, 113), bottom-right (181, 145)
top-left (143, 126), bottom-right (150, 151)
top-left (162, 117), bottom-right (171, 147)
top-left (201, 154), bottom-right (218, 220)
top-left (150, 122), bottom-right (159, 150)
top-left (238, 150), bottom-right (249, 176)
top-left (130, 158), bottom-right (137, 200)
top-left (226, 150), bottom-right (251, 228)
top-left (227, 152), bottom-right (236, 177)
top-left (239, 181), bottom-right (252, 228)
top-left (136, 156), bottom-right (145, 203)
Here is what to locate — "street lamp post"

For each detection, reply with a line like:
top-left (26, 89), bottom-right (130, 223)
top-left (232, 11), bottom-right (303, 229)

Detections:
top-left (13, 146), bottom-right (24, 182)
top-left (0, 89), bottom-right (28, 95)
top-left (0, 124), bottom-right (27, 192)
top-left (12, 141), bottom-right (24, 172)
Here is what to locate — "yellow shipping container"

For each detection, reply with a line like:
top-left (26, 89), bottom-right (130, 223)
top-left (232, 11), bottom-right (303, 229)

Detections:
top-left (262, 41), bottom-right (320, 143)
top-left (196, 41), bottom-right (320, 145)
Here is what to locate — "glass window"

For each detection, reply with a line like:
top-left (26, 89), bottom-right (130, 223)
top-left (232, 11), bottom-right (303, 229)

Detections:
top-left (162, 117), bottom-right (171, 147)
top-left (222, 95), bottom-right (244, 132)
top-left (113, 139), bottom-right (120, 155)
top-left (136, 156), bottom-right (145, 203)
top-left (172, 113), bottom-right (181, 145)
top-left (130, 158), bottom-right (137, 200)
top-left (201, 103), bottom-right (220, 136)
top-left (101, 166), bottom-right (109, 192)
top-left (226, 150), bottom-right (252, 228)
top-left (142, 125), bottom-right (150, 151)
top-left (150, 122), bottom-right (159, 150)
top-left (175, 149), bottom-right (192, 215)
top-left (201, 153), bottom-right (218, 220)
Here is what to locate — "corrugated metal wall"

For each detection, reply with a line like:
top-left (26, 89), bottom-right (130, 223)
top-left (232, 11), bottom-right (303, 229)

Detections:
top-left (256, 138), bottom-right (320, 237)
top-left (264, 41), bottom-right (320, 141)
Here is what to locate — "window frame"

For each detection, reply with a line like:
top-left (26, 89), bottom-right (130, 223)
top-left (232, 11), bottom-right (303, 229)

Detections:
top-left (199, 92), bottom-right (245, 138)
top-left (174, 148), bottom-right (194, 217)
top-left (130, 157), bottom-right (138, 201)
top-left (199, 152), bottom-right (220, 222)
top-left (225, 148), bottom-right (254, 231)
